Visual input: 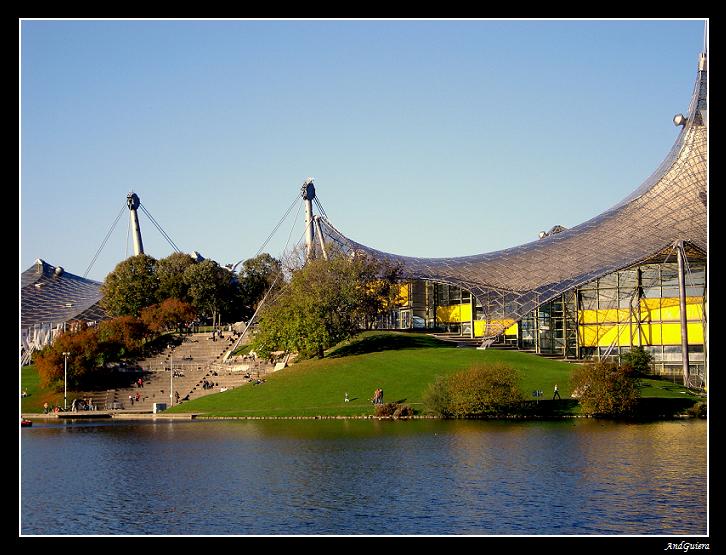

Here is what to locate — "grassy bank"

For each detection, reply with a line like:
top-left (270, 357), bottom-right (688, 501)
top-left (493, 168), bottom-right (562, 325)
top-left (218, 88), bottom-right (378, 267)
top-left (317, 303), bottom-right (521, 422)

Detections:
top-left (22, 331), bottom-right (703, 418)
top-left (166, 331), bottom-right (701, 418)
top-left (21, 365), bottom-right (67, 413)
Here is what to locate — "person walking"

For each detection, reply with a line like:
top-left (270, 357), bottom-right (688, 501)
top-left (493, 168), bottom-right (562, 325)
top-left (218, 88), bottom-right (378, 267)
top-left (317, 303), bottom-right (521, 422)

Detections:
top-left (553, 384), bottom-right (561, 400)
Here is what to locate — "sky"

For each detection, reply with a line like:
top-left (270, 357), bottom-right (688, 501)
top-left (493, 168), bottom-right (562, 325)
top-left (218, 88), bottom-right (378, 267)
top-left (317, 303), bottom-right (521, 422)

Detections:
top-left (20, 18), bottom-right (708, 283)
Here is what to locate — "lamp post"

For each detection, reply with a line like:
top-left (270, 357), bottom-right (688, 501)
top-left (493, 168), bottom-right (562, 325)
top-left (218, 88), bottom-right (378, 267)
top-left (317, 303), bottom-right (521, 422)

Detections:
top-left (62, 352), bottom-right (70, 410)
top-left (170, 351), bottom-right (174, 407)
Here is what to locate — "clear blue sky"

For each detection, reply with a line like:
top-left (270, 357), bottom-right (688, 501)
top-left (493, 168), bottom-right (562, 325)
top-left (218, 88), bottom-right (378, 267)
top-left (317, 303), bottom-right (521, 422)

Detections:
top-left (20, 18), bottom-right (707, 282)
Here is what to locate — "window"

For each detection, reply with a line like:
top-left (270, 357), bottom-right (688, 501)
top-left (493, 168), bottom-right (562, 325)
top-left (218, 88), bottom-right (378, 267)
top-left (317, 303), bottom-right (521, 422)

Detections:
top-left (598, 273), bottom-right (618, 289)
top-left (578, 289), bottom-right (598, 311)
top-left (598, 288), bottom-right (618, 309)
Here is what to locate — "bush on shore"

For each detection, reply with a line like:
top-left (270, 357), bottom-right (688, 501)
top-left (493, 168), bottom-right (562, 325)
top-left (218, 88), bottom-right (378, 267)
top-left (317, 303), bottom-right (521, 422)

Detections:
top-left (422, 363), bottom-right (524, 417)
top-left (570, 360), bottom-right (640, 417)
top-left (374, 402), bottom-right (415, 418)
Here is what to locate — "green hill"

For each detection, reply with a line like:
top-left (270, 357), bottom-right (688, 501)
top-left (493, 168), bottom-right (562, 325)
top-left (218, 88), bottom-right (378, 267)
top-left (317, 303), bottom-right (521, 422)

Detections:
top-left (22, 331), bottom-right (702, 418)
top-left (167, 331), bottom-right (583, 417)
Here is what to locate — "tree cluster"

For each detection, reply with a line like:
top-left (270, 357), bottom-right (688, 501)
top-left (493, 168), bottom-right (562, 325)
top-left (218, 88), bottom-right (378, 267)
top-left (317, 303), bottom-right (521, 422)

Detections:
top-left (34, 299), bottom-right (196, 390)
top-left (100, 252), bottom-right (281, 324)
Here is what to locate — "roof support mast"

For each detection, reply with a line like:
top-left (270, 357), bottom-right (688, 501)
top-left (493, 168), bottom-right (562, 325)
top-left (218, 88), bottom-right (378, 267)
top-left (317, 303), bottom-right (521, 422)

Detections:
top-left (302, 178), bottom-right (316, 262)
top-left (127, 192), bottom-right (144, 256)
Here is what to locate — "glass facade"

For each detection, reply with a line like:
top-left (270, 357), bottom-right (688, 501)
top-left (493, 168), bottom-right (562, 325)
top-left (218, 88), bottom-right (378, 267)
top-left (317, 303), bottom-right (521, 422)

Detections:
top-left (384, 254), bottom-right (706, 382)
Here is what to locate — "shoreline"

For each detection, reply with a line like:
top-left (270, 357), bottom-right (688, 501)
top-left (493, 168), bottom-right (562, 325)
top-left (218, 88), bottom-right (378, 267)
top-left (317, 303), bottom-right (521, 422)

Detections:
top-left (21, 411), bottom-right (700, 422)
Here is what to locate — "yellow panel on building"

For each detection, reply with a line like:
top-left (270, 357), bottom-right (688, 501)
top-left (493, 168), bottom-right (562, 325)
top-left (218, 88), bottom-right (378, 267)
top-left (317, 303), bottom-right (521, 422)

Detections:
top-left (473, 319), bottom-right (518, 338)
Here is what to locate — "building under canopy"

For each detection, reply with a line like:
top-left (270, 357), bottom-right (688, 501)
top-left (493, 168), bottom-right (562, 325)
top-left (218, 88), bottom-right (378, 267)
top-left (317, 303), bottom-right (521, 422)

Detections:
top-left (20, 259), bottom-right (107, 364)
top-left (316, 50), bottom-right (707, 385)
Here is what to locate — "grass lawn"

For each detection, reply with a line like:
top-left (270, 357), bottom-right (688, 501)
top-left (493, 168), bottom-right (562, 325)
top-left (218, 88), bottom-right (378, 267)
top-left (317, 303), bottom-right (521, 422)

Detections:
top-left (21, 365), bottom-right (64, 413)
top-left (167, 331), bottom-right (585, 417)
top-left (23, 331), bottom-right (703, 418)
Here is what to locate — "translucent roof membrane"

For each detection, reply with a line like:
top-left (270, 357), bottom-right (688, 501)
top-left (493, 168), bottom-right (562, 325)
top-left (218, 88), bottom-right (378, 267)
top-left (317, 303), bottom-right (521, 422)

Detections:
top-left (319, 55), bottom-right (707, 337)
top-left (21, 259), bottom-right (106, 328)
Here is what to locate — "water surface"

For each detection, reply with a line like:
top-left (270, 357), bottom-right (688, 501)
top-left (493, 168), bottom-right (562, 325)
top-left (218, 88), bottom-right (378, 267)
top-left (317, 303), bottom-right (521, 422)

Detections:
top-left (20, 418), bottom-right (707, 535)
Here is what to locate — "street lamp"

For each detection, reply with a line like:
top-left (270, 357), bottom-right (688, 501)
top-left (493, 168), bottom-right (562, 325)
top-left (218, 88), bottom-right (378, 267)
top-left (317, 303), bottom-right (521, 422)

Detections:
top-left (62, 352), bottom-right (70, 410)
top-left (170, 350), bottom-right (174, 407)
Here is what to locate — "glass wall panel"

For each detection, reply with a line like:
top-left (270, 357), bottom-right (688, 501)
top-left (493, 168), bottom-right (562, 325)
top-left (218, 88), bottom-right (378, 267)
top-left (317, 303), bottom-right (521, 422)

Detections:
top-left (578, 289), bottom-right (597, 311)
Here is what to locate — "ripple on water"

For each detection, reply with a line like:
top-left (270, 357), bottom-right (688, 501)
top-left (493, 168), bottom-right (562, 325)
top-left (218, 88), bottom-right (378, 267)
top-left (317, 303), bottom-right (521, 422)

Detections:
top-left (20, 419), bottom-right (707, 535)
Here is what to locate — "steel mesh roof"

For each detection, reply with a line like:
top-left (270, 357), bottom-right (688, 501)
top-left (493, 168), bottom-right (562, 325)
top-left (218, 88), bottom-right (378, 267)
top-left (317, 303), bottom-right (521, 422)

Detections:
top-left (21, 259), bottom-right (107, 328)
top-left (319, 55), bottom-right (707, 337)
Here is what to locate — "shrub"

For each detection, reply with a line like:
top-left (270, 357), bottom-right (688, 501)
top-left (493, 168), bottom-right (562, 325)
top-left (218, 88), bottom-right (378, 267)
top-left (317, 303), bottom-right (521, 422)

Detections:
top-left (620, 346), bottom-right (653, 376)
top-left (570, 360), bottom-right (641, 417)
top-left (421, 375), bottom-right (453, 417)
top-left (422, 363), bottom-right (524, 417)
top-left (687, 401), bottom-right (707, 419)
top-left (374, 402), bottom-right (414, 418)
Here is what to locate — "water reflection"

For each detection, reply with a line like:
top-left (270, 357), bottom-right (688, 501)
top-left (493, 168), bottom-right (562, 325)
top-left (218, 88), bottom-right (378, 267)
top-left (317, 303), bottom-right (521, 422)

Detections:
top-left (20, 419), bottom-right (707, 535)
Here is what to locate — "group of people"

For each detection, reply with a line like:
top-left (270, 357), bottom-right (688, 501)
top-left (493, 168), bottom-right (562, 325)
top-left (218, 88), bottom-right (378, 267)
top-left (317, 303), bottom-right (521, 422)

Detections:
top-left (128, 392), bottom-right (144, 406)
top-left (209, 330), bottom-right (225, 342)
top-left (371, 388), bottom-right (384, 405)
top-left (71, 398), bottom-right (95, 412)
top-left (41, 399), bottom-right (95, 413)
top-left (202, 378), bottom-right (217, 390)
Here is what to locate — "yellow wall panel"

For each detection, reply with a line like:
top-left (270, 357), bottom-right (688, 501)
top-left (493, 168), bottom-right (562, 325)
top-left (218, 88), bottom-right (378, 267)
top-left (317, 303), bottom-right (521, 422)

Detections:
top-left (688, 322), bottom-right (704, 344)
top-left (579, 310), bottom-right (598, 324)
top-left (598, 309), bottom-right (620, 324)
top-left (436, 303), bottom-right (474, 324)
top-left (661, 323), bottom-right (682, 344)
top-left (579, 325), bottom-right (601, 347)
top-left (640, 323), bottom-right (662, 345)
top-left (472, 319), bottom-right (517, 338)
top-left (596, 325), bottom-right (619, 347)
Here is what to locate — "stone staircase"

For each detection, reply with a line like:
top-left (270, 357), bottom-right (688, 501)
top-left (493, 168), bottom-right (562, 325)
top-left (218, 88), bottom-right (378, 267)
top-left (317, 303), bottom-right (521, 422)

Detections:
top-left (101, 332), bottom-right (247, 412)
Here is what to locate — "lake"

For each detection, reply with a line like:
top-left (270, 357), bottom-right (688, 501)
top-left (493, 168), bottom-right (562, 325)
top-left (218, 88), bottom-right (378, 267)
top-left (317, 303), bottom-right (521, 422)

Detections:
top-left (20, 418), bottom-right (707, 536)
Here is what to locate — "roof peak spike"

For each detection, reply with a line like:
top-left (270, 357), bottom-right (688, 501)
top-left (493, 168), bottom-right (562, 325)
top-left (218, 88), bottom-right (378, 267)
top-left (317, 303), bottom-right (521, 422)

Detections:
top-left (704, 19), bottom-right (708, 54)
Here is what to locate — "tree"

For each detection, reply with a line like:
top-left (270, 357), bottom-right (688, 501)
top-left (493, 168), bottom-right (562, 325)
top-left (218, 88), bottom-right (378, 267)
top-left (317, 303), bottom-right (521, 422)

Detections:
top-left (35, 326), bottom-right (103, 389)
top-left (570, 360), bottom-right (641, 417)
top-left (237, 253), bottom-right (284, 321)
top-left (141, 298), bottom-right (196, 335)
top-left (156, 252), bottom-right (198, 303)
top-left (97, 315), bottom-right (147, 357)
top-left (251, 250), bottom-right (400, 359)
top-left (100, 254), bottom-right (159, 317)
top-left (183, 259), bottom-right (237, 324)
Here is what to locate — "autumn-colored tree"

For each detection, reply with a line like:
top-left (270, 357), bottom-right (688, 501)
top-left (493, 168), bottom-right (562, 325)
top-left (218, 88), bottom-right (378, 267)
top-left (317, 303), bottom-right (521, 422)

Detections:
top-left (35, 327), bottom-right (103, 389)
top-left (141, 298), bottom-right (196, 335)
top-left (97, 315), bottom-right (147, 357)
